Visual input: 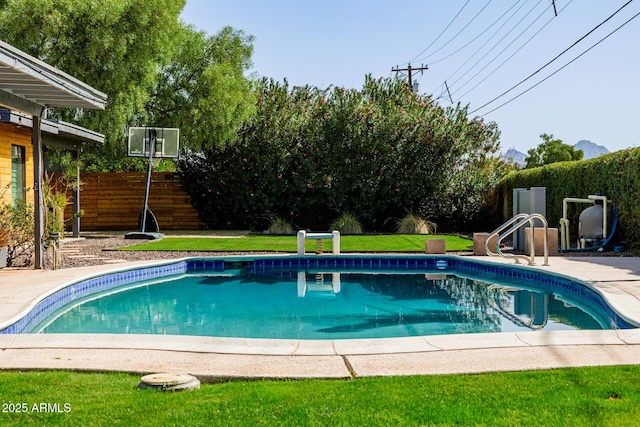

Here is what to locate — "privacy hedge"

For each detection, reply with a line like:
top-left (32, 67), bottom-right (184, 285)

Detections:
top-left (488, 148), bottom-right (640, 249)
top-left (177, 77), bottom-right (502, 231)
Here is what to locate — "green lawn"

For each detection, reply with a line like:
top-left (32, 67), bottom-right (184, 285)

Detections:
top-left (121, 234), bottom-right (472, 252)
top-left (1, 367), bottom-right (639, 426)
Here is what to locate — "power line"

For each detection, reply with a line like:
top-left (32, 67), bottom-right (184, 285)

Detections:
top-left (406, 0), bottom-right (471, 65)
top-left (448, 0), bottom-right (546, 91)
top-left (470, 0), bottom-right (635, 114)
top-left (426, 0), bottom-right (527, 67)
top-left (411, 0), bottom-right (495, 64)
top-left (451, 0), bottom-right (553, 98)
top-left (426, 0), bottom-right (533, 96)
top-left (455, 0), bottom-right (574, 101)
top-left (473, 8), bottom-right (640, 115)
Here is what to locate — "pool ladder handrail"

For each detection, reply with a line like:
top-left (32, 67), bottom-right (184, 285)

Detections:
top-left (483, 213), bottom-right (528, 261)
top-left (484, 213), bottom-right (549, 266)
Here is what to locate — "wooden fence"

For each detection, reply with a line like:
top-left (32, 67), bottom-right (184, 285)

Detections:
top-left (62, 172), bottom-right (203, 231)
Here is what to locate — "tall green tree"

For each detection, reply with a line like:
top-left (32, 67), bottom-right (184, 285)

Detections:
top-left (0, 0), bottom-right (184, 170)
top-left (145, 25), bottom-right (255, 152)
top-left (525, 133), bottom-right (584, 168)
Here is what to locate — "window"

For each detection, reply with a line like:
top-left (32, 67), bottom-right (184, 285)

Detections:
top-left (11, 144), bottom-right (25, 205)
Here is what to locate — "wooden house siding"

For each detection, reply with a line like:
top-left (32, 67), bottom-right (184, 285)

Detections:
top-left (0, 122), bottom-right (34, 205)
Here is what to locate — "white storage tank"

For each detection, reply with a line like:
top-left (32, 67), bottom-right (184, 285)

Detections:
top-left (579, 204), bottom-right (609, 239)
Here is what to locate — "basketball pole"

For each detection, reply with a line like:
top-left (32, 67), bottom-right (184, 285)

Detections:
top-left (140, 128), bottom-right (156, 233)
top-left (125, 127), bottom-right (163, 240)
top-left (125, 126), bottom-right (178, 240)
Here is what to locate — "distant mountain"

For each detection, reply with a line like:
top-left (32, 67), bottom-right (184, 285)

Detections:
top-left (502, 148), bottom-right (526, 166)
top-left (574, 140), bottom-right (609, 159)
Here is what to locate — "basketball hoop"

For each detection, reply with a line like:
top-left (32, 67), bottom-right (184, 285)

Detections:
top-left (125, 127), bottom-right (180, 240)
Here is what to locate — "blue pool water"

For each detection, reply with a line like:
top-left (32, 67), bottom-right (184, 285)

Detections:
top-left (20, 256), bottom-right (629, 340)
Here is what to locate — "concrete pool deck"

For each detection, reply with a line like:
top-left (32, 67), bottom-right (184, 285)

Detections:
top-left (2, 256), bottom-right (640, 381)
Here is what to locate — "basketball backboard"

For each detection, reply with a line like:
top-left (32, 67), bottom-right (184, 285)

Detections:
top-left (128, 127), bottom-right (179, 158)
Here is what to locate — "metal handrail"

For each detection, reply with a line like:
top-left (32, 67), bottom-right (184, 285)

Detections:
top-left (484, 213), bottom-right (528, 257)
top-left (485, 213), bottom-right (549, 266)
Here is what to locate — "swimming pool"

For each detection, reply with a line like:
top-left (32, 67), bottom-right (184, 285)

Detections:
top-left (2, 255), bottom-right (634, 338)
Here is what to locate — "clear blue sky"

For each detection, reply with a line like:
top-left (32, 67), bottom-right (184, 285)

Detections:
top-left (180, 0), bottom-right (640, 154)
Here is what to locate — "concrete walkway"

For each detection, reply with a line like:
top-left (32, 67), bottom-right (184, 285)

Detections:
top-left (2, 256), bottom-right (640, 381)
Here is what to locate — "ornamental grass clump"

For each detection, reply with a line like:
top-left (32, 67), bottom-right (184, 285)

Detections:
top-left (329, 213), bottom-right (363, 234)
top-left (394, 212), bottom-right (437, 234)
top-left (267, 216), bottom-right (294, 235)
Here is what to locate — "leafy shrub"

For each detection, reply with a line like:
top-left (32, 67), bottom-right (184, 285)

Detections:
top-left (177, 77), bottom-right (502, 230)
top-left (329, 213), bottom-right (363, 234)
top-left (0, 200), bottom-right (34, 267)
top-left (0, 227), bottom-right (9, 248)
top-left (393, 212), bottom-right (437, 234)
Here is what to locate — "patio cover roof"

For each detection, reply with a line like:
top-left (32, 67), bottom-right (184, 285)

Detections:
top-left (0, 109), bottom-right (104, 148)
top-left (0, 39), bottom-right (107, 269)
top-left (0, 39), bottom-right (107, 114)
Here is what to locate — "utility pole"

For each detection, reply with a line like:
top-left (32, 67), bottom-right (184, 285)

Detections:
top-left (392, 63), bottom-right (428, 92)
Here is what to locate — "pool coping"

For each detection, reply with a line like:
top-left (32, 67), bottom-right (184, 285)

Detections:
top-left (2, 255), bottom-right (640, 380)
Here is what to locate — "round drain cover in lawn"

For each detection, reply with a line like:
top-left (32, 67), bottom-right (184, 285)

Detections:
top-left (139, 373), bottom-right (200, 391)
